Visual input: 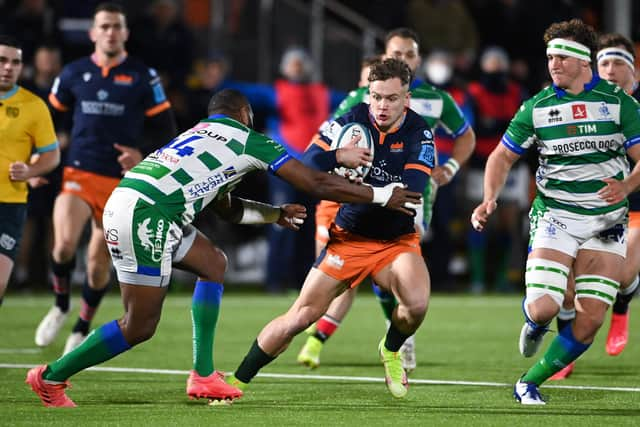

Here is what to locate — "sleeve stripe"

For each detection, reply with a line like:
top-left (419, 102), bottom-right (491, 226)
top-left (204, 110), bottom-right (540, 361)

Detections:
top-left (405, 163), bottom-right (432, 175)
top-left (311, 133), bottom-right (331, 151)
top-left (145, 100), bottom-right (171, 117)
top-left (501, 134), bottom-right (526, 155)
top-left (48, 93), bottom-right (68, 112)
top-left (36, 141), bottom-right (59, 153)
top-left (452, 121), bottom-right (470, 138)
top-left (624, 136), bottom-right (640, 149)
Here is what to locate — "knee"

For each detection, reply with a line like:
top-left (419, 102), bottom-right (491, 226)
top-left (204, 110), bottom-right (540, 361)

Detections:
top-left (119, 316), bottom-right (159, 345)
top-left (200, 247), bottom-right (227, 282)
top-left (52, 240), bottom-right (76, 261)
top-left (86, 259), bottom-right (112, 287)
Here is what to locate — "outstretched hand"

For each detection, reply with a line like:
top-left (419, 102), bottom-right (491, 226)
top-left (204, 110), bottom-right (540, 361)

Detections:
top-left (277, 203), bottom-right (307, 230)
top-left (114, 143), bottom-right (143, 174)
top-left (470, 199), bottom-right (498, 231)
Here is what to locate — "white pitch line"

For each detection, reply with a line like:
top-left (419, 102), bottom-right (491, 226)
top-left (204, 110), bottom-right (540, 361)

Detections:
top-left (0, 349), bottom-right (41, 354)
top-left (1, 363), bottom-right (638, 393)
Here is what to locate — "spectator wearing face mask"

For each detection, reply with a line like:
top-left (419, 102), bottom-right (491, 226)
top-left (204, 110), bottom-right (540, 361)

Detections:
top-left (422, 50), bottom-right (475, 289)
top-left (465, 46), bottom-right (529, 293)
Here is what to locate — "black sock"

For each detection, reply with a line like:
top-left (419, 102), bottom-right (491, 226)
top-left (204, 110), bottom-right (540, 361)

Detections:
top-left (51, 256), bottom-right (76, 313)
top-left (612, 290), bottom-right (637, 314)
top-left (72, 282), bottom-right (109, 335)
top-left (556, 316), bottom-right (572, 332)
top-left (384, 321), bottom-right (411, 352)
top-left (234, 339), bottom-right (276, 383)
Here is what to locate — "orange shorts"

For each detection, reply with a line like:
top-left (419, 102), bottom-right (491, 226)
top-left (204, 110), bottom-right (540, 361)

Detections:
top-left (315, 224), bottom-right (421, 288)
top-left (630, 211), bottom-right (640, 229)
top-left (315, 200), bottom-right (340, 245)
top-left (61, 167), bottom-right (120, 222)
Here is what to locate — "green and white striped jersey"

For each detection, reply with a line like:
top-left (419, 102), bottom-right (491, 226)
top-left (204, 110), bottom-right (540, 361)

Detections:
top-left (502, 77), bottom-right (640, 215)
top-left (333, 80), bottom-right (469, 138)
top-left (117, 115), bottom-right (289, 226)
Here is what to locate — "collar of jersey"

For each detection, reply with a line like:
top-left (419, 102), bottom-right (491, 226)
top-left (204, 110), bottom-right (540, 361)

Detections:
top-left (552, 74), bottom-right (600, 98)
top-left (369, 109), bottom-right (407, 138)
top-left (91, 52), bottom-right (127, 70)
top-left (207, 114), bottom-right (229, 120)
top-left (0, 84), bottom-right (18, 100)
top-left (410, 78), bottom-right (424, 90)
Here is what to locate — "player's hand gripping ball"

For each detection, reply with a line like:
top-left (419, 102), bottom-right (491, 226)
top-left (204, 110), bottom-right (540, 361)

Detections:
top-left (330, 122), bottom-right (374, 179)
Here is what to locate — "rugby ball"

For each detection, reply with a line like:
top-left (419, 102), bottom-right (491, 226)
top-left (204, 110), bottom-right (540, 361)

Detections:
top-left (329, 122), bottom-right (374, 178)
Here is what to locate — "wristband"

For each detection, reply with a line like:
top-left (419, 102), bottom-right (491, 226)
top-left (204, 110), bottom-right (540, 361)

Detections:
top-left (371, 183), bottom-right (403, 206)
top-left (238, 198), bottom-right (281, 224)
top-left (443, 158), bottom-right (460, 176)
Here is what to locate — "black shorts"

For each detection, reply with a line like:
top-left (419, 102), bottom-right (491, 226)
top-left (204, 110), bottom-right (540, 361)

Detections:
top-left (0, 203), bottom-right (27, 260)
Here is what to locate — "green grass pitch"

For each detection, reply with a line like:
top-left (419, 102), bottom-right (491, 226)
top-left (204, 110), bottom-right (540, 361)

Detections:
top-left (0, 292), bottom-right (638, 426)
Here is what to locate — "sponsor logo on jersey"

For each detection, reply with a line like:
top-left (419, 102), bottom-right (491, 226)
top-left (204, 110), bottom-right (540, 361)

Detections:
top-left (5, 106), bottom-right (18, 118)
top-left (0, 233), bottom-right (15, 251)
top-left (184, 128), bottom-right (228, 141)
top-left (97, 90), bottom-right (108, 101)
top-left (572, 104), bottom-right (587, 119)
top-left (81, 100), bottom-right (125, 116)
top-left (326, 254), bottom-right (344, 269)
top-left (186, 167), bottom-right (237, 198)
top-left (552, 138), bottom-right (617, 154)
top-left (114, 74), bottom-right (133, 85)
top-left (566, 124), bottom-right (597, 136)
top-left (390, 141), bottom-right (404, 152)
top-left (83, 72), bottom-right (91, 82)
top-left (548, 109), bottom-right (562, 123)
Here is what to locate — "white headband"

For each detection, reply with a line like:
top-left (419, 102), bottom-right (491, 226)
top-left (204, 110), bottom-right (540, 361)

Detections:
top-left (597, 47), bottom-right (635, 71)
top-left (546, 38), bottom-right (591, 62)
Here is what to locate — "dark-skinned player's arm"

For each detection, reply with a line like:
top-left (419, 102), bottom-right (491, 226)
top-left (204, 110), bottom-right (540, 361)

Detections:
top-left (275, 158), bottom-right (420, 216)
top-left (210, 193), bottom-right (307, 231)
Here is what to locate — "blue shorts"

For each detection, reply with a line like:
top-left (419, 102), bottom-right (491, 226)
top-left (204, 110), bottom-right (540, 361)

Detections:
top-left (0, 203), bottom-right (27, 260)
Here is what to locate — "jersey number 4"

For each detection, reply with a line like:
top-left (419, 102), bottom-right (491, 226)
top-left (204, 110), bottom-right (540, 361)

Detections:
top-left (159, 135), bottom-right (202, 157)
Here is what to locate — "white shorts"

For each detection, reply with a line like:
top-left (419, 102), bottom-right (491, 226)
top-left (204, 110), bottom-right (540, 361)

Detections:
top-left (103, 188), bottom-right (197, 287)
top-left (529, 198), bottom-right (627, 258)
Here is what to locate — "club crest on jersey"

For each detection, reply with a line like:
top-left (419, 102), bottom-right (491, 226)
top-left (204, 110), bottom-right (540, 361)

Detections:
top-left (83, 72), bottom-right (91, 82)
top-left (572, 104), bottom-right (587, 119)
top-left (97, 90), bottom-right (109, 101)
top-left (5, 106), bottom-right (19, 118)
top-left (114, 74), bottom-right (133, 85)
top-left (390, 141), bottom-right (404, 152)
top-left (597, 102), bottom-right (611, 119)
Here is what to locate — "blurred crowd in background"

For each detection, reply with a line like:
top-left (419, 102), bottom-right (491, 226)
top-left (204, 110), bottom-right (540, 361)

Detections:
top-left (2, 0), bottom-right (637, 294)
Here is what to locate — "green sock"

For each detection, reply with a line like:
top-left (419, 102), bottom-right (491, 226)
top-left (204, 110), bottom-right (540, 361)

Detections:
top-left (469, 246), bottom-right (485, 286)
top-left (523, 325), bottom-right (589, 385)
top-left (191, 281), bottom-right (223, 377)
top-left (372, 282), bottom-right (396, 321)
top-left (44, 320), bottom-right (131, 382)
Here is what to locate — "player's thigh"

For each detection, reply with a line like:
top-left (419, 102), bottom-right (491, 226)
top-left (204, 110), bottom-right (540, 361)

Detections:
top-left (622, 225), bottom-right (640, 285)
top-left (52, 193), bottom-right (92, 246)
top-left (574, 249), bottom-right (624, 281)
top-left (326, 286), bottom-right (358, 319)
top-left (173, 228), bottom-right (226, 283)
top-left (288, 267), bottom-right (347, 319)
top-left (374, 252), bottom-right (429, 309)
